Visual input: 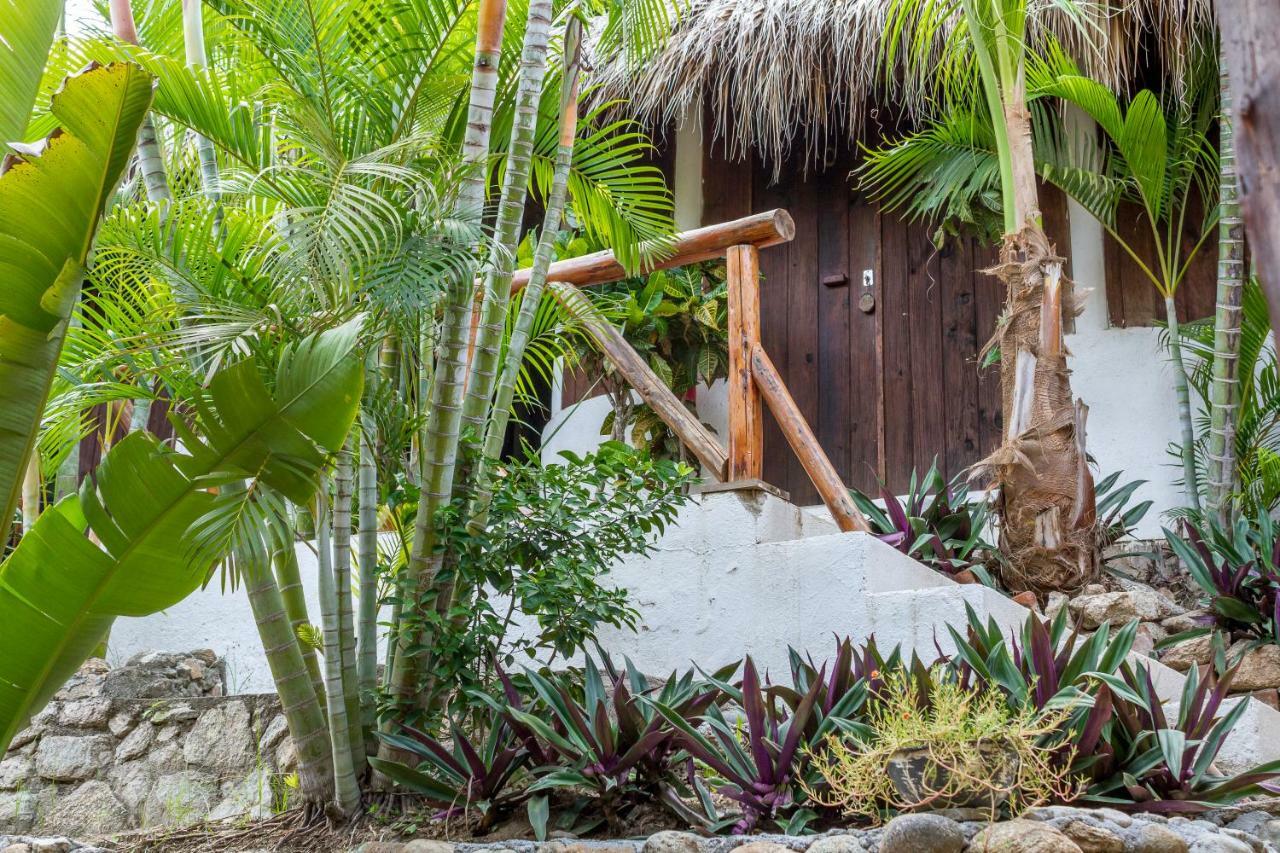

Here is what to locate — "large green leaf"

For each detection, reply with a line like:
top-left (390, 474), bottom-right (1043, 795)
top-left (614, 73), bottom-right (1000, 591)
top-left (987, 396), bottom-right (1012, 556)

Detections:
top-left (0, 321), bottom-right (365, 751)
top-left (0, 0), bottom-right (62, 143)
top-left (0, 61), bottom-right (154, 536)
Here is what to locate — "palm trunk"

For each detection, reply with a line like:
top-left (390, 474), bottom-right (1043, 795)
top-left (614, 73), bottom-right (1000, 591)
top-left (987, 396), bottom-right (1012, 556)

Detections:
top-left (1207, 48), bottom-right (1245, 524)
top-left (460, 0), bottom-right (555, 436)
top-left (21, 453), bottom-right (41, 534)
top-left (983, 63), bottom-right (1097, 595)
top-left (181, 0), bottom-right (220, 209)
top-left (470, 18), bottom-right (583, 531)
top-left (273, 540), bottom-right (325, 709)
top-left (381, 0), bottom-right (508, 747)
top-left (244, 550), bottom-right (335, 806)
top-left (356, 410), bottom-right (379, 740)
top-left (332, 444), bottom-right (365, 775)
top-left (110, 0), bottom-right (167, 436)
top-left (1165, 296), bottom-right (1202, 512)
top-left (316, 485), bottom-right (360, 816)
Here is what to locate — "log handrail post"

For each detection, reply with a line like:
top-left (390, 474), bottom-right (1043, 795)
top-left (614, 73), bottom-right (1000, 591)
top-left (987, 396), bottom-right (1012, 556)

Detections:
top-left (550, 282), bottom-right (729, 481)
top-left (726, 244), bottom-right (763, 481)
top-left (749, 343), bottom-right (871, 533)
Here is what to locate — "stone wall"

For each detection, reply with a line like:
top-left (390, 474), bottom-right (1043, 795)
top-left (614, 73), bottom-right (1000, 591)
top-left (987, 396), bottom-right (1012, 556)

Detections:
top-left (0, 652), bottom-right (294, 840)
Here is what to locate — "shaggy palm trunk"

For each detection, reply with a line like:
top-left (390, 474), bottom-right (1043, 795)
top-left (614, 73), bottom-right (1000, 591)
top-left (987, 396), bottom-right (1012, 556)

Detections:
top-left (380, 0), bottom-right (508, 751)
top-left (244, 549), bottom-right (335, 806)
top-left (181, 0), bottom-right (220, 209)
top-left (460, 0), bottom-right (555, 436)
top-left (1207, 50), bottom-right (1245, 524)
top-left (316, 484), bottom-right (360, 816)
top-left (1165, 295), bottom-right (1201, 512)
top-left (471, 24), bottom-right (582, 529)
top-left (332, 444), bottom-right (364, 774)
top-left (985, 70), bottom-right (1098, 595)
top-left (273, 542), bottom-right (325, 709)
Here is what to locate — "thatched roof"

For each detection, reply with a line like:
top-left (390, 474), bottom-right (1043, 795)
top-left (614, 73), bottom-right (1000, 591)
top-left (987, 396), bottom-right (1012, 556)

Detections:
top-left (590, 0), bottom-right (1215, 169)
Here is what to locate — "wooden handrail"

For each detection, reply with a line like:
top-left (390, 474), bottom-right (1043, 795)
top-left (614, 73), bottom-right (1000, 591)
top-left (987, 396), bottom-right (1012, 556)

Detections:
top-left (511, 209), bottom-right (795, 292)
top-left (749, 343), bottom-right (871, 533)
top-left (550, 282), bottom-right (730, 480)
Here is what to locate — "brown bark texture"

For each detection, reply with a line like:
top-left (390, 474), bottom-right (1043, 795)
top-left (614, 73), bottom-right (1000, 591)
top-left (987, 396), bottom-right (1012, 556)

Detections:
top-left (1218, 0), bottom-right (1280, 344)
top-left (979, 226), bottom-right (1097, 595)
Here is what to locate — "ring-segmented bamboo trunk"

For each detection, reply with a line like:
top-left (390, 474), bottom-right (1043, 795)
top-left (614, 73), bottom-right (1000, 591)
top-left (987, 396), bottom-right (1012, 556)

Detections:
top-left (1207, 48), bottom-right (1245, 523)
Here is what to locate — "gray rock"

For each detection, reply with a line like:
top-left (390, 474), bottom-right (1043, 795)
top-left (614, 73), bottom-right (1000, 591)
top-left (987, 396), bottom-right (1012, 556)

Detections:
top-left (403, 842), bottom-right (457, 853)
top-left (114, 722), bottom-right (155, 762)
top-left (642, 832), bottom-right (702, 853)
top-left (275, 738), bottom-right (298, 773)
top-left (106, 711), bottom-right (136, 738)
top-left (1059, 820), bottom-right (1122, 852)
top-left (969, 819), bottom-right (1082, 852)
top-left (879, 814), bottom-right (963, 853)
top-left (208, 767), bottom-right (274, 822)
top-left (142, 771), bottom-right (216, 827)
top-left (146, 702), bottom-right (196, 725)
top-left (0, 790), bottom-right (43, 834)
top-left (1227, 813), bottom-right (1280, 847)
top-left (141, 742), bottom-right (185, 775)
top-left (350, 844), bottom-right (407, 853)
top-left (7, 729), bottom-right (39, 752)
top-left (804, 836), bottom-right (866, 853)
top-left (0, 759), bottom-right (31, 792)
top-left (33, 737), bottom-right (111, 783)
top-left (1069, 588), bottom-right (1182, 630)
top-left (1226, 642), bottom-right (1280, 691)
top-left (730, 844), bottom-right (791, 853)
top-left (259, 715), bottom-right (288, 752)
top-left (1131, 824), bottom-right (1190, 853)
top-left (108, 761), bottom-right (155, 816)
top-left (1162, 636), bottom-right (1215, 672)
top-left (1163, 612), bottom-right (1212, 633)
top-left (57, 700), bottom-right (111, 730)
top-left (1188, 836), bottom-right (1254, 853)
top-left (40, 781), bottom-right (128, 837)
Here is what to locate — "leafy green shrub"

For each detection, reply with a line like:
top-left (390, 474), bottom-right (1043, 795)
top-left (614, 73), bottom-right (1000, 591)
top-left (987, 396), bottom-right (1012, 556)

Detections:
top-left (389, 442), bottom-right (696, 720)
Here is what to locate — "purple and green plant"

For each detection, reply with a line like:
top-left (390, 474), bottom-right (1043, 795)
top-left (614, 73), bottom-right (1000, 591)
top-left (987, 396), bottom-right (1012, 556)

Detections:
top-left (848, 460), bottom-right (995, 581)
top-left (1163, 510), bottom-right (1280, 648)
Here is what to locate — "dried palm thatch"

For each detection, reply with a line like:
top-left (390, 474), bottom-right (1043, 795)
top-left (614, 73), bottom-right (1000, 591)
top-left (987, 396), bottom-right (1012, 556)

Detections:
top-left (591, 0), bottom-right (1214, 173)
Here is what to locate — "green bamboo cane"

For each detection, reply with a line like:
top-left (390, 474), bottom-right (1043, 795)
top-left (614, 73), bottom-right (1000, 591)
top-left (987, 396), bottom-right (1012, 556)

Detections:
top-left (181, 0), bottom-right (221, 211)
top-left (1165, 294), bottom-right (1203, 513)
top-left (460, 0), bottom-right (555, 435)
top-left (470, 17), bottom-right (583, 531)
top-left (356, 355), bottom-right (381, 736)
top-left (273, 539), bottom-right (325, 710)
top-left (1207, 49), bottom-right (1245, 523)
top-left (244, 542), bottom-right (335, 806)
top-left (316, 482), bottom-right (360, 815)
top-left (380, 0), bottom-right (509, 740)
top-left (333, 443), bottom-right (365, 774)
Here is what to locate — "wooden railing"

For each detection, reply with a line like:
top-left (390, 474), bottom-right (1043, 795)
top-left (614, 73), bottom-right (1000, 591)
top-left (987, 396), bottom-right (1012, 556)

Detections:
top-left (511, 210), bottom-right (871, 533)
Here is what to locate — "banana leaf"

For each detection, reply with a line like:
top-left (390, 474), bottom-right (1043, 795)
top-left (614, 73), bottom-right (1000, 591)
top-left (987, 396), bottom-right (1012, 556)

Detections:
top-left (0, 0), bottom-right (62, 143)
top-left (0, 320), bottom-right (366, 752)
top-left (0, 61), bottom-right (154, 535)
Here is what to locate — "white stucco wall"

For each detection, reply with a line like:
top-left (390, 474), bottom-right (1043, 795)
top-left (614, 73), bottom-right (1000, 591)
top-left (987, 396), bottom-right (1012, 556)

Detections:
top-left (107, 541), bottom-right (392, 694)
top-left (541, 118), bottom-right (1187, 538)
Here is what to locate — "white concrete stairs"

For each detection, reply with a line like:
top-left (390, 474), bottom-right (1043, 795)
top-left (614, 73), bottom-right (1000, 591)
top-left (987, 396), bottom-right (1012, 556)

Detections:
top-left (587, 486), bottom-right (1280, 775)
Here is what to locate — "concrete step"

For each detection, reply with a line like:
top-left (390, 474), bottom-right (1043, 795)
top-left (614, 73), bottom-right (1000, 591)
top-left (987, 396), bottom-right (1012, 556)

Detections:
top-left (587, 486), bottom-right (1280, 774)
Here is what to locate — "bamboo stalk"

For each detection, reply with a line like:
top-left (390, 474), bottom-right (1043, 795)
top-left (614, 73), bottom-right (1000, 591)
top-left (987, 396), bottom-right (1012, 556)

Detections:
top-left (332, 444), bottom-right (364, 775)
top-left (469, 16), bottom-right (584, 530)
top-left (316, 484), bottom-right (360, 815)
top-left (749, 344), bottom-right (870, 533)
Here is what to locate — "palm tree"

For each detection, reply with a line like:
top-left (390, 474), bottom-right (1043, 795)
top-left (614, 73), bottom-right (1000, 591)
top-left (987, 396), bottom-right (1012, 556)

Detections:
top-left (1206, 46), bottom-right (1245, 523)
top-left (878, 0), bottom-right (1099, 594)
